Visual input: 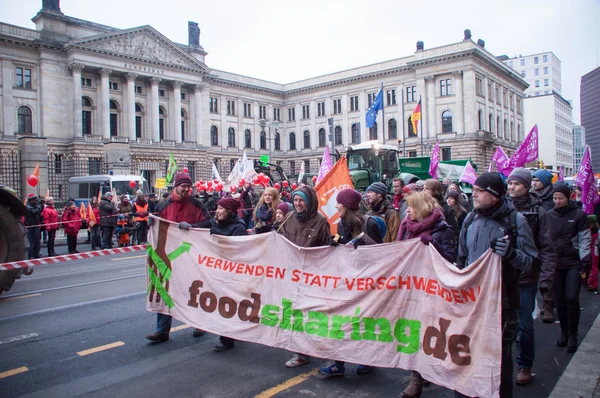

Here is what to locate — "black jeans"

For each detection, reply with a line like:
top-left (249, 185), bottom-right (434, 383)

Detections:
top-left (47, 229), bottom-right (56, 255)
top-left (27, 227), bottom-right (41, 259)
top-left (137, 221), bottom-right (148, 244)
top-left (90, 225), bottom-right (101, 249)
top-left (554, 268), bottom-right (582, 334)
top-left (101, 226), bottom-right (114, 249)
top-left (67, 235), bottom-right (77, 253)
top-left (455, 309), bottom-right (518, 398)
top-left (220, 336), bottom-right (235, 347)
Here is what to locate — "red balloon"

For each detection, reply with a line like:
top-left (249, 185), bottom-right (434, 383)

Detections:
top-left (214, 179), bottom-right (219, 184)
top-left (216, 183), bottom-right (223, 192)
top-left (239, 178), bottom-right (245, 186)
top-left (207, 187), bottom-right (213, 193)
top-left (129, 180), bottom-right (136, 188)
top-left (253, 177), bottom-right (261, 185)
top-left (195, 181), bottom-right (201, 189)
top-left (198, 179), bottom-right (205, 185)
top-left (291, 183), bottom-right (298, 190)
top-left (312, 176), bottom-right (318, 184)
top-left (183, 167), bottom-right (189, 173)
top-left (274, 183), bottom-right (281, 190)
top-left (207, 181), bottom-right (213, 188)
top-left (282, 181), bottom-right (289, 188)
top-left (230, 185), bottom-right (237, 193)
top-left (27, 174), bottom-right (38, 187)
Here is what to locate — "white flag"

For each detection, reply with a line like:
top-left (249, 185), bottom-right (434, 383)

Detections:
top-left (225, 159), bottom-right (241, 187)
top-left (298, 161), bottom-right (306, 185)
top-left (211, 163), bottom-right (222, 182)
top-left (240, 150), bottom-right (257, 182)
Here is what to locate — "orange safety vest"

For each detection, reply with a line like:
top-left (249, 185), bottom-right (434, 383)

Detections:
top-left (134, 202), bottom-right (148, 222)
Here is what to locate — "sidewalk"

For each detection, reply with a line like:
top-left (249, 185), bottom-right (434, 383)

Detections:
top-left (40, 229), bottom-right (95, 248)
top-left (549, 311), bottom-right (600, 398)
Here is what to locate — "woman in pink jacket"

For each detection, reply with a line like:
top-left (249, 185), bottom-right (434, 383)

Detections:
top-left (41, 197), bottom-right (59, 257)
top-left (62, 200), bottom-right (82, 254)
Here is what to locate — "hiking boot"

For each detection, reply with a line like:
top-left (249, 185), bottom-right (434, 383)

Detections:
top-left (318, 363), bottom-right (345, 378)
top-left (567, 334), bottom-right (578, 353)
top-left (146, 332), bottom-right (169, 343)
top-left (285, 353), bottom-right (309, 368)
top-left (192, 328), bottom-right (205, 337)
top-left (213, 341), bottom-right (234, 351)
top-left (556, 331), bottom-right (568, 347)
top-left (542, 305), bottom-right (555, 323)
top-left (515, 367), bottom-right (532, 385)
top-left (400, 371), bottom-right (424, 398)
top-left (356, 364), bottom-right (374, 375)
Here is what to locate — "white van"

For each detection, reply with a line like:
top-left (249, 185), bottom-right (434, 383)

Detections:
top-left (68, 175), bottom-right (149, 206)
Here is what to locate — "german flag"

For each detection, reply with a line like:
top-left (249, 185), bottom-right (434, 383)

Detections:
top-left (411, 99), bottom-right (421, 136)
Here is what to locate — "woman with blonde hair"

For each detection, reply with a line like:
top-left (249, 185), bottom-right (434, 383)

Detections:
top-left (397, 191), bottom-right (456, 398)
top-left (253, 187), bottom-right (281, 233)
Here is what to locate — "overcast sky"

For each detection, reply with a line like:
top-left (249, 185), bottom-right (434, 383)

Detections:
top-left (2, 0), bottom-right (599, 124)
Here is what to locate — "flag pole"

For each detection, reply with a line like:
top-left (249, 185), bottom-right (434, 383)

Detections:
top-left (401, 87), bottom-right (406, 158)
top-left (419, 95), bottom-right (423, 156)
top-left (380, 82), bottom-right (385, 142)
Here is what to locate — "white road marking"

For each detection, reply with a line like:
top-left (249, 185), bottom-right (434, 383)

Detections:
top-left (0, 332), bottom-right (38, 344)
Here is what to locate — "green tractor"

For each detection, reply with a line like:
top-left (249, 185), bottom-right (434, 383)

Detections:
top-left (0, 184), bottom-right (29, 294)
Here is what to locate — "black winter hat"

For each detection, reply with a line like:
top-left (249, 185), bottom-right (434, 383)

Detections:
top-left (474, 172), bottom-right (506, 198)
top-left (552, 182), bottom-right (571, 199)
top-left (366, 182), bottom-right (388, 195)
top-left (336, 188), bottom-right (362, 210)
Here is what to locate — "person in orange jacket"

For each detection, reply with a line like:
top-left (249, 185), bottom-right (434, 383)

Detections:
top-left (41, 197), bottom-right (59, 257)
top-left (87, 196), bottom-right (102, 250)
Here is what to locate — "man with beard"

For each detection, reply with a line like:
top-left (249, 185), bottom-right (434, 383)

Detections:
top-left (365, 182), bottom-right (399, 243)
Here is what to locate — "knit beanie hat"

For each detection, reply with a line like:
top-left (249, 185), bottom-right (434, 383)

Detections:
top-left (366, 182), bottom-right (388, 195)
top-left (533, 169), bottom-right (553, 187)
top-left (336, 188), bottom-right (362, 210)
top-left (277, 202), bottom-right (292, 216)
top-left (474, 172), bottom-right (506, 198)
top-left (507, 168), bottom-right (532, 190)
top-left (446, 190), bottom-right (460, 200)
top-left (217, 197), bottom-right (239, 213)
top-left (552, 182), bottom-right (571, 199)
top-left (174, 172), bottom-right (192, 187)
top-left (403, 183), bottom-right (420, 193)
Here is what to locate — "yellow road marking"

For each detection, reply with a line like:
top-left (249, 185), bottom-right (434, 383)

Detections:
top-left (77, 341), bottom-right (125, 356)
top-left (255, 368), bottom-right (318, 398)
top-left (170, 324), bottom-right (192, 332)
top-left (0, 366), bottom-right (29, 379)
top-left (4, 293), bottom-right (42, 301)
top-left (111, 254), bottom-right (147, 261)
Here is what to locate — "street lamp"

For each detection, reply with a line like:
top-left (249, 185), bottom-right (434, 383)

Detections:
top-left (259, 119), bottom-right (278, 164)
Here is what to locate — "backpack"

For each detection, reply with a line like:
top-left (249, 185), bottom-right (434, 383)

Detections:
top-left (362, 214), bottom-right (387, 241)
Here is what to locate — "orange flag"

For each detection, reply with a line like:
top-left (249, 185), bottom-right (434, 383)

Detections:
top-left (97, 189), bottom-right (102, 203)
top-left (80, 202), bottom-right (87, 219)
top-left (45, 188), bottom-right (50, 199)
top-left (32, 163), bottom-right (40, 179)
top-left (314, 156), bottom-right (354, 235)
top-left (88, 202), bottom-right (96, 226)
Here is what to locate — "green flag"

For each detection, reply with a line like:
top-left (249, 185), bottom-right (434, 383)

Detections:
top-left (166, 153), bottom-right (177, 184)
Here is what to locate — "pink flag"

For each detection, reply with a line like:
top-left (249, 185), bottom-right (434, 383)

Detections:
top-left (575, 146), bottom-right (600, 215)
top-left (491, 146), bottom-right (511, 176)
top-left (429, 141), bottom-right (440, 179)
top-left (316, 146), bottom-right (333, 184)
top-left (459, 161), bottom-right (478, 185)
top-left (559, 164), bottom-right (565, 182)
top-left (508, 125), bottom-right (539, 170)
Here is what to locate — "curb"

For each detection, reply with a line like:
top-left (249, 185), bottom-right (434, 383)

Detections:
top-left (548, 312), bottom-right (600, 398)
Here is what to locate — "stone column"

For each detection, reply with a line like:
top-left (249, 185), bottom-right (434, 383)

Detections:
top-left (491, 81), bottom-right (497, 137)
top-left (453, 71), bottom-right (464, 135)
top-left (171, 81), bottom-right (183, 142)
top-left (483, 77), bottom-right (489, 131)
top-left (148, 77), bottom-right (161, 142)
top-left (2, 60), bottom-right (15, 136)
top-left (70, 63), bottom-right (84, 138)
top-left (98, 68), bottom-right (112, 140)
top-left (193, 84), bottom-right (203, 145)
top-left (125, 73), bottom-right (137, 141)
top-left (512, 93), bottom-right (518, 141)
top-left (425, 76), bottom-right (435, 139)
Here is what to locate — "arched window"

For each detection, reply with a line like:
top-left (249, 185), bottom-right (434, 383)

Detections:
top-left (82, 96), bottom-right (93, 136)
top-left (181, 108), bottom-right (188, 141)
top-left (408, 116), bottom-right (416, 137)
top-left (503, 118), bottom-right (508, 139)
top-left (260, 131), bottom-right (267, 149)
top-left (478, 109), bottom-right (484, 131)
top-left (210, 125), bottom-right (218, 146)
top-left (442, 110), bottom-right (453, 133)
top-left (318, 128), bottom-right (326, 147)
top-left (351, 123), bottom-right (360, 144)
top-left (135, 103), bottom-right (143, 138)
top-left (230, 159), bottom-right (235, 172)
top-left (228, 127), bottom-right (235, 147)
top-left (497, 116), bottom-right (501, 138)
top-left (388, 119), bottom-right (397, 140)
top-left (303, 130), bottom-right (311, 149)
top-left (334, 126), bottom-right (342, 145)
top-left (275, 132), bottom-right (281, 151)
top-left (369, 122), bottom-right (378, 140)
top-left (510, 121), bottom-right (514, 140)
top-left (289, 132), bottom-right (296, 150)
top-left (17, 106), bottom-right (32, 134)
top-left (159, 106), bottom-right (166, 140)
top-left (489, 113), bottom-right (494, 133)
top-left (244, 129), bottom-right (251, 148)
top-left (109, 100), bottom-right (119, 137)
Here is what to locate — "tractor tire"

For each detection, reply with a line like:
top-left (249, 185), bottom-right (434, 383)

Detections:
top-left (0, 204), bottom-right (27, 294)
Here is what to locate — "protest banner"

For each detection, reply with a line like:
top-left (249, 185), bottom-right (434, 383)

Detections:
top-left (146, 219), bottom-right (502, 398)
top-left (316, 146), bottom-right (333, 184)
top-left (458, 161), bottom-right (477, 185)
top-left (314, 157), bottom-right (354, 235)
top-left (429, 140), bottom-right (439, 179)
top-left (576, 146), bottom-right (600, 215)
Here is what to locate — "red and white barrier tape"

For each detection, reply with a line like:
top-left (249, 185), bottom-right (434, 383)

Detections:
top-left (0, 244), bottom-right (148, 271)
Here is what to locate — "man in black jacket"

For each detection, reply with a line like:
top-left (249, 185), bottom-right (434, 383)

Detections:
top-left (99, 192), bottom-right (117, 249)
top-left (25, 194), bottom-right (43, 259)
top-left (507, 168), bottom-right (557, 385)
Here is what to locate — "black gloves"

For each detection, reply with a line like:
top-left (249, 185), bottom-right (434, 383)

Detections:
top-left (420, 235), bottom-right (434, 245)
top-left (148, 217), bottom-right (154, 226)
top-left (491, 237), bottom-right (514, 258)
top-left (581, 254), bottom-right (592, 279)
top-left (330, 235), bottom-right (340, 247)
top-left (179, 222), bottom-right (192, 230)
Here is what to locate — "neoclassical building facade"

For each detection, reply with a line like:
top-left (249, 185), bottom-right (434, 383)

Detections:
top-left (0, 2), bottom-right (527, 198)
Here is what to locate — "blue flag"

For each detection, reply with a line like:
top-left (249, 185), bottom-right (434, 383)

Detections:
top-left (365, 89), bottom-right (383, 128)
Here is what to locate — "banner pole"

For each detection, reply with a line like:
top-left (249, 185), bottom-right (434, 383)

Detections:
top-left (420, 95), bottom-right (423, 157)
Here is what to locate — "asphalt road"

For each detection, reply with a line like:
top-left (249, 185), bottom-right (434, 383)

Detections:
top-left (0, 252), bottom-right (598, 398)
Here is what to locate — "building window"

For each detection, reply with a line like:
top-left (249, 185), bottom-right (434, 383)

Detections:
top-left (335, 126), bottom-right (342, 145)
top-left (228, 127), bottom-right (235, 147)
top-left (406, 86), bottom-right (416, 103)
top-left (386, 89), bottom-right (396, 106)
top-left (82, 96), bottom-right (93, 135)
top-left (181, 92), bottom-right (186, 100)
top-left (510, 121), bottom-right (514, 140)
top-left (504, 118), bottom-right (508, 139)
top-left (159, 88), bottom-right (165, 97)
top-left (516, 98), bottom-right (522, 114)
top-left (303, 130), bottom-right (311, 149)
top-left (489, 113), bottom-right (494, 133)
top-left (388, 119), bottom-right (397, 139)
top-left (441, 147), bottom-right (452, 161)
top-left (180, 108), bottom-right (186, 141)
top-left (350, 96), bottom-right (359, 112)
top-left (209, 97), bottom-right (218, 113)
top-left (16, 67), bottom-right (32, 89)
top-left (440, 79), bottom-right (452, 96)
top-left (543, 54), bottom-right (548, 63)
top-left (259, 105), bottom-right (267, 120)
top-left (408, 116), bottom-right (416, 137)
top-left (521, 70), bottom-right (526, 78)
top-left (54, 154), bottom-right (63, 174)
top-left (260, 131), bottom-right (267, 149)
top-left (159, 106), bottom-right (166, 140)
top-left (244, 129), bottom-right (251, 148)
top-left (476, 77), bottom-right (484, 97)
top-left (304, 160), bottom-right (311, 174)
top-left (82, 77), bottom-right (93, 87)
top-left (288, 107), bottom-right (295, 121)
top-left (289, 161), bottom-right (296, 175)
top-left (275, 133), bottom-right (281, 150)
top-left (543, 67), bottom-right (548, 74)
top-left (289, 132), bottom-right (296, 150)
top-left (509, 93), bottom-right (514, 109)
top-left (544, 79), bottom-right (549, 86)
top-left (367, 92), bottom-right (378, 107)
top-left (534, 56), bottom-right (539, 64)
top-left (503, 91), bottom-right (508, 107)
top-left (351, 123), bottom-right (360, 144)
top-left (317, 102), bottom-right (325, 117)
top-left (109, 81), bottom-right (119, 91)
top-left (302, 104), bottom-right (310, 120)
top-left (478, 109), bottom-right (484, 131)
top-left (369, 122), bottom-right (377, 140)
top-left (518, 124), bottom-right (522, 140)
top-left (333, 99), bottom-right (342, 114)
top-left (409, 150), bottom-right (417, 158)
top-left (227, 100), bottom-right (235, 116)
top-left (497, 116), bottom-right (501, 137)
top-left (244, 103), bottom-right (252, 118)
top-left (187, 161), bottom-right (196, 182)
top-left (442, 110), bottom-right (453, 133)
top-left (534, 68), bottom-right (539, 76)
top-left (273, 107), bottom-right (280, 121)
top-left (17, 106), bottom-right (32, 133)
top-left (495, 87), bottom-right (500, 104)
top-left (109, 100), bottom-right (119, 136)
top-left (318, 128), bottom-right (326, 147)
top-left (135, 103), bottom-right (143, 138)
top-left (210, 125), bottom-right (218, 146)
top-left (135, 85), bottom-right (142, 94)
top-left (88, 158), bottom-right (102, 175)
top-left (521, 59), bottom-right (525, 66)
top-left (535, 80), bottom-right (540, 87)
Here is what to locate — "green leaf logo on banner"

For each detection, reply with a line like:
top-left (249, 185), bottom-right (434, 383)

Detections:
top-left (146, 241), bottom-right (191, 308)
top-left (166, 153), bottom-right (177, 184)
